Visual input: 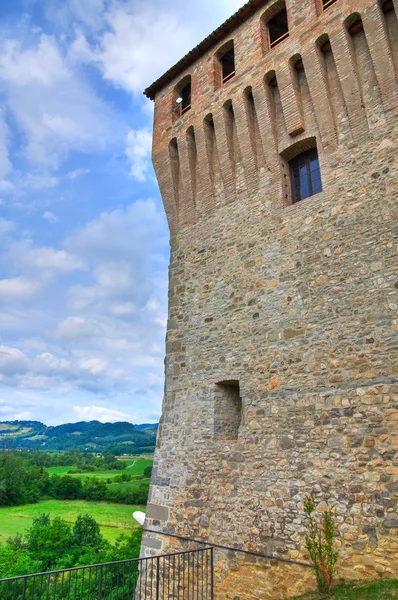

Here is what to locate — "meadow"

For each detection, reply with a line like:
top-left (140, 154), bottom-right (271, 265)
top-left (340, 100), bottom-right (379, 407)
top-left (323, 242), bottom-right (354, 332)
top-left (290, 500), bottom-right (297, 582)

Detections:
top-left (0, 457), bottom-right (153, 546)
top-left (0, 500), bottom-right (143, 545)
top-left (46, 457), bottom-right (153, 480)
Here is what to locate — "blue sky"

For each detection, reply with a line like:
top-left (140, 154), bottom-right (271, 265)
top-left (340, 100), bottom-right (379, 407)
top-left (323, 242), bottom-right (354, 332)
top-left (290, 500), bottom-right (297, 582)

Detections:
top-left (0, 0), bottom-right (246, 426)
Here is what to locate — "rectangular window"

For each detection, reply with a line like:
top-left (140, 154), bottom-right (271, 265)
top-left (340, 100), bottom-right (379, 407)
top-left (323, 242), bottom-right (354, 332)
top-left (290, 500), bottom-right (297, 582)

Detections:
top-left (290, 148), bottom-right (322, 203)
top-left (180, 82), bottom-right (191, 116)
top-left (221, 48), bottom-right (235, 84)
top-left (322, 0), bottom-right (338, 9)
top-left (268, 8), bottom-right (289, 49)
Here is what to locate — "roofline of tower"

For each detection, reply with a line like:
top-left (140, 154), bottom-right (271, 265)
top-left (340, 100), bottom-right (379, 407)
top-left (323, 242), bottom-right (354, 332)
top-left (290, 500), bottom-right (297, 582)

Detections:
top-left (143, 0), bottom-right (270, 101)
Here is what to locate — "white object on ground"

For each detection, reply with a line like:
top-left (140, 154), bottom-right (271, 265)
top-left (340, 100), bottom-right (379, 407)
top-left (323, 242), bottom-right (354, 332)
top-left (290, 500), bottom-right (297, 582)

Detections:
top-left (133, 511), bottom-right (146, 526)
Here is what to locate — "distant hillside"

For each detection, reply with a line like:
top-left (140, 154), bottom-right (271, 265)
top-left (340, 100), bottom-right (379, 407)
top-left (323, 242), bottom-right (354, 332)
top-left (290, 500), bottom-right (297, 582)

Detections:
top-left (0, 420), bottom-right (158, 452)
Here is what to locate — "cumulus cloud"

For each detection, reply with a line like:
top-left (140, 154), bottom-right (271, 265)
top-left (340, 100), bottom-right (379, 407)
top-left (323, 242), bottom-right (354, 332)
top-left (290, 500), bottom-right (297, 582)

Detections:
top-left (0, 33), bottom-right (123, 169)
top-left (0, 277), bottom-right (42, 304)
top-left (74, 405), bottom-right (137, 424)
top-left (9, 242), bottom-right (85, 273)
top-left (125, 128), bottom-right (152, 182)
top-left (42, 211), bottom-right (59, 224)
top-left (70, 0), bottom-right (247, 95)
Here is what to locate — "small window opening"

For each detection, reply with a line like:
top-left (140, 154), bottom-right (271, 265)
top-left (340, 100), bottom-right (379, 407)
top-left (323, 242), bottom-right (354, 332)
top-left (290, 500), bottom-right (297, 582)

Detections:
top-left (382, 0), bottom-right (394, 12)
top-left (173, 76), bottom-right (192, 120)
top-left (322, 0), bottom-right (338, 9)
top-left (290, 148), bottom-right (322, 203)
top-left (179, 82), bottom-right (191, 116)
top-left (268, 7), bottom-right (289, 49)
top-left (214, 380), bottom-right (242, 441)
top-left (221, 47), bottom-right (236, 84)
top-left (294, 58), bottom-right (304, 72)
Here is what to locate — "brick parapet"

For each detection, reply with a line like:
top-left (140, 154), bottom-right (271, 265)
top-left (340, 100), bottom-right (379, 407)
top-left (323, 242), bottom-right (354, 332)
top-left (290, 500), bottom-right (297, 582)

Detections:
top-left (151, 0), bottom-right (398, 230)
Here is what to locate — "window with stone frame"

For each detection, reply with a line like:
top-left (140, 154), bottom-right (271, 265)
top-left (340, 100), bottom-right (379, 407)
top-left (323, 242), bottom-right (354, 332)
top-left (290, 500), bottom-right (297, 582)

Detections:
top-left (214, 381), bottom-right (242, 441)
top-left (290, 148), bottom-right (322, 203)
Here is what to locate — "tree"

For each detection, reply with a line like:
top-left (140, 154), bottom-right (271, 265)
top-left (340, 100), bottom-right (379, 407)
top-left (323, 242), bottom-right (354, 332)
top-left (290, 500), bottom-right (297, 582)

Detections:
top-left (72, 515), bottom-right (103, 549)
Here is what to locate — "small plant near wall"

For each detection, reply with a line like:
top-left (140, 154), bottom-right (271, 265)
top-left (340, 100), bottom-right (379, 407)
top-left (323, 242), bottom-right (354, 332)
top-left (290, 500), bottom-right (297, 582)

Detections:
top-left (304, 491), bottom-right (339, 595)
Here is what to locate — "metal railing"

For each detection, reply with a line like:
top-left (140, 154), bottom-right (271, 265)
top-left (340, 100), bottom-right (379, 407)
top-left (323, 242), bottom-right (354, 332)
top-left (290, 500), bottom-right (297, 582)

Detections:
top-left (0, 548), bottom-right (214, 600)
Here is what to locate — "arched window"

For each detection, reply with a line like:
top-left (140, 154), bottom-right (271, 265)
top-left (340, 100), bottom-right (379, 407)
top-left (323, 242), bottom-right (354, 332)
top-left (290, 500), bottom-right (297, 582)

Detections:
top-left (290, 148), bottom-right (322, 203)
top-left (215, 41), bottom-right (236, 87)
top-left (268, 5), bottom-right (289, 49)
top-left (173, 75), bottom-right (192, 120)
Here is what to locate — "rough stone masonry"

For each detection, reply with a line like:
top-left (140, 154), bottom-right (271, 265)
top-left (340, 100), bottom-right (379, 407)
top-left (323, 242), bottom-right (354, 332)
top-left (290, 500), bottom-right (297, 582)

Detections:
top-left (141, 0), bottom-right (398, 597)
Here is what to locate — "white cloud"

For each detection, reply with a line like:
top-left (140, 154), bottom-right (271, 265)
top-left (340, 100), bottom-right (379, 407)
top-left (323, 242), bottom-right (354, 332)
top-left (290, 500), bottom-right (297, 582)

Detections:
top-left (67, 168), bottom-right (89, 180)
top-left (0, 217), bottom-right (14, 235)
top-left (0, 33), bottom-right (123, 169)
top-left (0, 277), bottom-right (42, 304)
top-left (73, 405), bottom-right (137, 424)
top-left (125, 128), bottom-right (152, 182)
top-left (0, 111), bottom-right (12, 180)
top-left (72, 3), bottom-right (191, 95)
top-left (42, 211), bottom-right (59, 224)
top-left (56, 316), bottom-right (103, 342)
top-left (10, 242), bottom-right (85, 272)
top-left (0, 346), bottom-right (29, 376)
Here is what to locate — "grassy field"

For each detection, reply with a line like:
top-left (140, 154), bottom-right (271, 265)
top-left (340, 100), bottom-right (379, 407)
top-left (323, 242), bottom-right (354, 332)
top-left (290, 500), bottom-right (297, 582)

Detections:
top-left (0, 500), bottom-right (144, 545)
top-left (288, 579), bottom-right (398, 599)
top-left (46, 458), bottom-right (153, 480)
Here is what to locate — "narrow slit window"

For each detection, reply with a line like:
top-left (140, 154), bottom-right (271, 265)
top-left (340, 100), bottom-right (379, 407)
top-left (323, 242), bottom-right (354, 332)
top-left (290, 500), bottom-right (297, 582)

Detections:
top-left (221, 47), bottom-right (236, 84)
top-left (290, 148), bottom-right (322, 203)
top-left (268, 8), bottom-right (289, 49)
top-left (322, 0), bottom-right (339, 9)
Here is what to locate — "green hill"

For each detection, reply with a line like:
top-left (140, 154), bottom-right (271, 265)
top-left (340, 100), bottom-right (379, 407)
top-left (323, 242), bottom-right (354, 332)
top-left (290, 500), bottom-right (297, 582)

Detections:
top-left (0, 420), bottom-right (158, 452)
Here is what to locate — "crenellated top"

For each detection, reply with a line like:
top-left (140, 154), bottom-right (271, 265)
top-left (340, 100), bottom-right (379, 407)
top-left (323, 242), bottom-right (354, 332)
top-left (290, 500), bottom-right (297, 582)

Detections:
top-left (148, 0), bottom-right (398, 231)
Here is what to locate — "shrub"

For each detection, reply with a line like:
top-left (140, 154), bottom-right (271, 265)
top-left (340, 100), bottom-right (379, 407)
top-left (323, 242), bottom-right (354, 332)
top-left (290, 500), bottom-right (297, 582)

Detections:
top-left (303, 491), bottom-right (339, 595)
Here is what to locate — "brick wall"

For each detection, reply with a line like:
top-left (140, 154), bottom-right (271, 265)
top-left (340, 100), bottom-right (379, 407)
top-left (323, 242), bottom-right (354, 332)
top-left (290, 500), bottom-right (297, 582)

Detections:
top-left (142, 1), bottom-right (398, 597)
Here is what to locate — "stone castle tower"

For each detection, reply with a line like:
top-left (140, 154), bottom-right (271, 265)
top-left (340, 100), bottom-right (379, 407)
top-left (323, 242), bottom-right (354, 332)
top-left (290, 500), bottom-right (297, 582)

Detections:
top-left (142, 0), bottom-right (398, 597)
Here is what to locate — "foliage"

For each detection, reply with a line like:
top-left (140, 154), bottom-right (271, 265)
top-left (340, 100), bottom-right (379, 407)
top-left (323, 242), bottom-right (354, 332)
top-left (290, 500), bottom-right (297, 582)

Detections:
top-left (0, 513), bottom-right (143, 579)
top-left (0, 450), bottom-right (151, 507)
top-left (286, 578), bottom-right (398, 599)
top-left (0, 500), bottom-right (144, 546)
top-left (143, 465), bottom-right (153, 478)
top-left (303, 492), bottom-right (339, 596)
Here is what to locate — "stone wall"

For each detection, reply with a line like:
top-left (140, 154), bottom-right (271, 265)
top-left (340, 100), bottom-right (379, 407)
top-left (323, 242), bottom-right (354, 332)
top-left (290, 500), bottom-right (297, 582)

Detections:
top-left (142, 0), bottom-right (398, 597)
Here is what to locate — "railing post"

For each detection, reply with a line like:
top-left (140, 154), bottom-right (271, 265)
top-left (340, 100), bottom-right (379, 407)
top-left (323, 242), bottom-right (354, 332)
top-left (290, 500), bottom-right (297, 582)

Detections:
top-left (98, 565), bottom-right (103, 600)
top-left (22, 577), bottom-right (27, 600)
top-left (156, 556), bottom-right (160, 600)
top-left (210, 548), bottom-right (214, 600)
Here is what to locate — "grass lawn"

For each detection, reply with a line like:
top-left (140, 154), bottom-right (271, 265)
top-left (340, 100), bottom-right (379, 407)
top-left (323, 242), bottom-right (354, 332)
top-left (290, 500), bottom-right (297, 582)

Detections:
top-left (108, 478), bottom-right (150, 492)
top-left (45, 458), bottom-right (153, 480)
top-left (0, 500), bottom-right (145, 545)
top-left (288, 579), bottom-right (398, 599)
